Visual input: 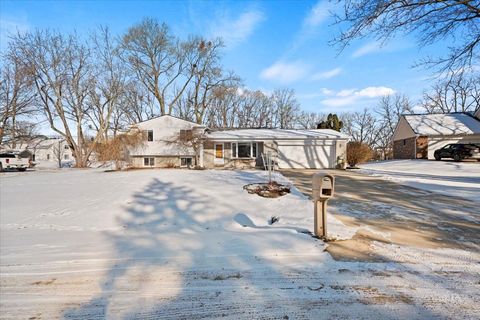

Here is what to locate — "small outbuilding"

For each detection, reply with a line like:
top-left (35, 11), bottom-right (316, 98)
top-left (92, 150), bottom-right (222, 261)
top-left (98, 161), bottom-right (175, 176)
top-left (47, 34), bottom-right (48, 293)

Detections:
top-left (392, 112), bottom-right (480, 159)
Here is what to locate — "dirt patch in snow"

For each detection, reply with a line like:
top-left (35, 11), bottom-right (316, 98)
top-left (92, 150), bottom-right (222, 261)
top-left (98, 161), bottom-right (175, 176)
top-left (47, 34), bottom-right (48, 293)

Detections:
top-left (31, 278), bottom-right (57, 286)
top-left (325, 234), bottom-right (389, 262)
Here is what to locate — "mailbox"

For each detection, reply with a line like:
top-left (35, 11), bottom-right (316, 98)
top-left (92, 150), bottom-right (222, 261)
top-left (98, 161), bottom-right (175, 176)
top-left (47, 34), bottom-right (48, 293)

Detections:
top-left (312, 173), bottom-right (335, 201)
top-left (311, 173), bottom-right (335, 239)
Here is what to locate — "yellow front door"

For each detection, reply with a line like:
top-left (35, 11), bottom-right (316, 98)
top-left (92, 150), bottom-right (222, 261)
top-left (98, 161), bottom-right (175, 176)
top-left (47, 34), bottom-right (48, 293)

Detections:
top-left (214, 143), bottom-right (224, 164)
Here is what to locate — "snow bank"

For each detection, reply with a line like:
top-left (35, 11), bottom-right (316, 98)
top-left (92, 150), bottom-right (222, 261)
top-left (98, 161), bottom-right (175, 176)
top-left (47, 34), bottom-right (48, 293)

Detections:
top-left (359, 160), bottom-right (480, 202)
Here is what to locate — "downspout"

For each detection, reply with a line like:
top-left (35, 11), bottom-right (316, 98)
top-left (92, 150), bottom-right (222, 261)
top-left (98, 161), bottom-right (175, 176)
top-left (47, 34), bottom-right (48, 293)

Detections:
top-left (414, 135), bottom-right (418, 159)
top-left (199, 142), bottom-right (204, 168)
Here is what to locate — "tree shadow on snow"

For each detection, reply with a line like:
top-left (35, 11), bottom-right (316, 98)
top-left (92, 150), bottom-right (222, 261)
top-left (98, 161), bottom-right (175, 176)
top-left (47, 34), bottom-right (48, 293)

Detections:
top-left (61, 173), bottom-right (448, 319)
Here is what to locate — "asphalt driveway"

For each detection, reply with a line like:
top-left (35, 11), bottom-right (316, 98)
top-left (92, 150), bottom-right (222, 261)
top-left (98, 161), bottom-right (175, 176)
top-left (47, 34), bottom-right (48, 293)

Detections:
top-left (281, 169), bottom-right (480, 261)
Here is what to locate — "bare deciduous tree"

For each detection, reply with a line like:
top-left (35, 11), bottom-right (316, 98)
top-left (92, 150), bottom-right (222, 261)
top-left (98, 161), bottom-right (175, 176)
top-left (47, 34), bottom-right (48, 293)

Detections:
top-left (13, 30), bottom-right (113, 167)
top-left (421, 73), bottom-right (480, 113)
top-left (0, 53), bottom-right (36, 147)
top-left (121, 82), bottom-right (158, 124)
top-left (180, 38), bottom-right (240, 124)
top-left (236, 89), bottom-right (273, 128)
top-left (271, 88), bottom-right (300, 129)
top-left (52, 139), bottom-right (66, 168)
top-left (87, 27), bottom-right (126, 141)
top-left (204, 86), bottom-right (306, 129)
top-left (204, 85), bottom-right (242, 128)
top-left (334, 0), bottom-right (480, 71)
top-left (121, 18), bottom-right (201, 116)
top-left (374, 94), bottom-right (413, 158)
top-left (342, 109), bottom-right (380, 146)
top-left (295, 111), bottom-right (325, 129)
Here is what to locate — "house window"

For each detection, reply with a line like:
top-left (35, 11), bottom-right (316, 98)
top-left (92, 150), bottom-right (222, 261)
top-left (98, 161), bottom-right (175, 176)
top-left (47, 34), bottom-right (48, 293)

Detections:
top-left (64, 145), bottom-right (69, 150)
top-left (403, 139), bottom-right (406, 146)
top-left (145, 130), bottom-right (153, 142)
top-left (64, 154), bottom-right (69, 160)
top-left (47, 154), bottom-right (50, 160)
top-left (231, 142), bottom-right (257, 159)
top-left (180, 157), bottom-right (193, 167)
top-left (180, 129), bottom-right (193, 141)
top-left (144, 157), bottom-right (154, 166)
top-left (238, 143), bottom-right (250, 158)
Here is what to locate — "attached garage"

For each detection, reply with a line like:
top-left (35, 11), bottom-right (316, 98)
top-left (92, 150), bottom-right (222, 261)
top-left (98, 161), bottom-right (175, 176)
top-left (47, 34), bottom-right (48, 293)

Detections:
top-left (206, 128), bottom-right (349, 169)
top-left (277, 142), bottom-right (335, 169)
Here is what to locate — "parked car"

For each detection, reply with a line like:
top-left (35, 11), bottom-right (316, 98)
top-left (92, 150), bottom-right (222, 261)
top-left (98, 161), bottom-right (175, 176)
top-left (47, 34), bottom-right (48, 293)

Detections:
top-left (434, 143), bottom-right (480, 162)
top-left (0, 152), bottom-right (30, 171)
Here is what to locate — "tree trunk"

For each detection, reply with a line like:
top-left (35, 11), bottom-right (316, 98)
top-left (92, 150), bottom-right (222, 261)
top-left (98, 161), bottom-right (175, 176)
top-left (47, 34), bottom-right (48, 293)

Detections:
top-left (57, 141), bottom-right (62, 168)
top-left (11, 112), bottom-right (16, 149)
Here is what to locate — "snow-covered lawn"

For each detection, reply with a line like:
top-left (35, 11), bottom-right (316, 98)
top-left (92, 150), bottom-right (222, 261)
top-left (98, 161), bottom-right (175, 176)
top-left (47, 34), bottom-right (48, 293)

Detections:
top-left (1, 168), bottom-right (479, 319)
top-left (359, 160), bottom-right (480, 202)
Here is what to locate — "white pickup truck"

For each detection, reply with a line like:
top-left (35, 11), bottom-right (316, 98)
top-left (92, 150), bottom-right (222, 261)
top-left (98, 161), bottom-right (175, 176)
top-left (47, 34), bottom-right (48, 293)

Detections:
top-left (0, 152), bottom-right (30, 172)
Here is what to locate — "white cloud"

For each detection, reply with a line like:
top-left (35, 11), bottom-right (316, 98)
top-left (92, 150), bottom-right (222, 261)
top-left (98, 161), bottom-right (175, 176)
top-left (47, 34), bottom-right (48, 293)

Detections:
top-left (355, 86), bottom-right (395, 97)
top-left (351, 39), bottom-right (413, 58)
top-left (320, 86), bottom-right (396, 108)
top-left (320, 87), bottom-right (334, 95)
top-left (321, 96), bottom-right (358, 107)
top-left (352, 41), bottom-right (383, 58)
top-left (260, 60), bottom-right (309, 84)
top-left (311, 67), bottom-right (342, 80)
top-left (210, 10), bottom-right (264, 48)
top-left (337, 89), bottom-right (356, 97)
top-left (304, 1), bottom-right (332, 27)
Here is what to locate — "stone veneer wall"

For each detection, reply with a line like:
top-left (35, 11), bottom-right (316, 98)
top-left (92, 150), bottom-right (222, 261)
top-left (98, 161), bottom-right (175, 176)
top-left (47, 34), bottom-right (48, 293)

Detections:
top-left (393, 137), bottom-right (416, 159)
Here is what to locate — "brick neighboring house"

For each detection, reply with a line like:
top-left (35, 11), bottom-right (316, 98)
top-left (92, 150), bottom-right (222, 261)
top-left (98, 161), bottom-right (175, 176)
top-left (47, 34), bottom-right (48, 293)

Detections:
top-left (392, 111), bottom-right (480, 159)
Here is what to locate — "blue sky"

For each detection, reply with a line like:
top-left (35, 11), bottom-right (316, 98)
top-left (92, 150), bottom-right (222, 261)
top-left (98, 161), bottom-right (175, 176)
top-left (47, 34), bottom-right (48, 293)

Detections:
top-left (0, 0), bottom-right (450, 114)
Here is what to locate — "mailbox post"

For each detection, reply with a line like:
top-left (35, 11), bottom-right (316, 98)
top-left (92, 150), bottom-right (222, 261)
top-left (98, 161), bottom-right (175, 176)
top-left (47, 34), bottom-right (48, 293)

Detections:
top-left (312, 173), bottom-right (335, 239)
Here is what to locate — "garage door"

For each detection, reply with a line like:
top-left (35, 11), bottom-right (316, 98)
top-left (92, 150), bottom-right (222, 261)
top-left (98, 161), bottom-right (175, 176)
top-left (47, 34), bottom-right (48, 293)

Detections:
top-left (277, 144), bottom-right (335, 169)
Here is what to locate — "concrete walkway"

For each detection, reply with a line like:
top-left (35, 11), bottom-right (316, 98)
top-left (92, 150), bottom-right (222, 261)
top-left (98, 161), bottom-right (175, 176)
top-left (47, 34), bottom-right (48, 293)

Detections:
top-left (281, 169), bottom-right (480, 262)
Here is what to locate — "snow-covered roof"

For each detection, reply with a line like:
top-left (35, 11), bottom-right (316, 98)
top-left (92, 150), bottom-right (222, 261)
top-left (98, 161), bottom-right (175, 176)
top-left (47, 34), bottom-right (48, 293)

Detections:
top-left (207, 128), bottom-right (349, 140)
top-left (0, 137), bottom-right (67, 151)
top-left (131, 114), bottom-right (205, 128)
top-left (404, 113), bottom-right (480, 136)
